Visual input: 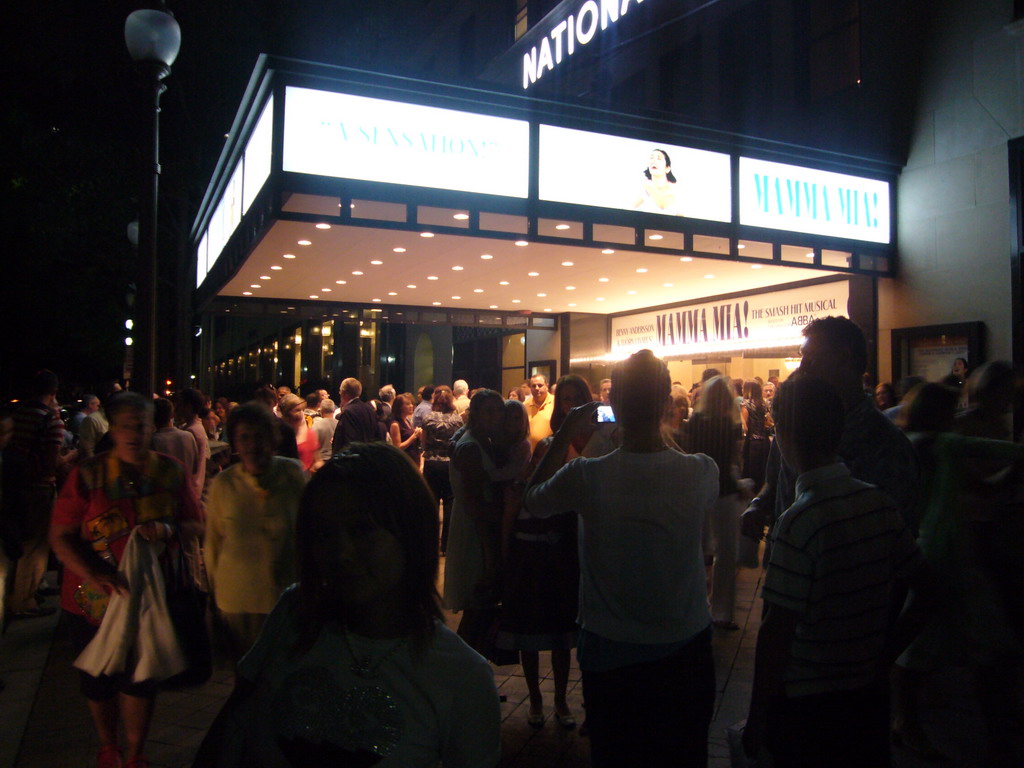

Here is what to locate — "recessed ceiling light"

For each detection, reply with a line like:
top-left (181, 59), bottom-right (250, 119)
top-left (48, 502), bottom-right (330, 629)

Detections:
top-left (453, 213), bottom-right (470, 220)
top-left (420, 232), bottom-right (435, 238)
top-left (297, 239), bottom-right (312, 246)
top-left (663, 282), bottom-right (674, 288)
top-left (528, 271), bottom-right (539, 277)
top-left (452, 295), bottom-right (461, 300)
top-left (270, 265), bottom-right (282, 270)
top-left (568, 302), bottom-right (577, 307)
top-left (636, 268), bottom-right (648, 273)
top-left (352, 270), bottom-right (363, 275)
top-left (704, 274), bottom-right (715, 279)
top-left (499, 280), bottom-right (509, 286)
top-left (350, 203), bottom-right (355, 209)
top-left (259, 275), bottom-right (271, 280)
top-left (515, 240), bottom-right (529, 246)
top-left (452, 266), bottom-right (464, 271)
top-left (565, 285), bottom-right (576, 290)
top-left (681, 256), bottom-right (693, 262)
top-left (648, 234), bottom-right (663, 241)
top-left (321, 288), bottom-right (331, 292)
top-left (544, 308), bottom-right (553, 312)
top-left (388, 292), bottom-right (398, 296)
top-left (309, 294), bottom-right (319, 299)
top-left (601, 248), bottom-right (615, 254)
top-left (242, 291), bottom-right (252, 296)
top-left (393, 247), bottom-right (406, 253)
top-left (561, 261), bottom-right (574, 267)
top-left (537, 293), bottom-right (547, 297)
top-left (512, 299), bottom-right (521, 304)
top-left (432, 301), bottom-right (442, 305)
top-left (427, 275), bottom-right (439, 280)
top-left (480, 254), bottom-right (493, 260)
top-left (555, 223), bottom-right (571, 230)
top-left (489, 304), bottom-right (498, 309)
top-left (372, 298), bottom-right (381, 302)
top-left (406, 284), bottom-right (417, 289)
top-left (598, 277), bottom-right (610, 282)
top-left (282, 253), bottom-right (296, 259)
top-left (336, 279), bottom-right (347, 284)
top-left (315, 223), bottom-right (331, 230)
top-left (751, 265), bottom-right (763, 270)
top-left (738, 243), bottom-right (746, 249)
top-left (250, 284), bottom-right (260, 288)
top-left (806, 251), bottom-right (815, 258)
top-left (596, 297), bottom-right (605, 301)
top-left (628, 290), bottom-right (638, 295)
top-left (474, 288), bottom-right (484, 293)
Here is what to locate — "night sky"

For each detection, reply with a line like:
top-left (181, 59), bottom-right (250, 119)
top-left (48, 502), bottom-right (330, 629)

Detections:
top-left (0, 1), bottom-right (412, 400)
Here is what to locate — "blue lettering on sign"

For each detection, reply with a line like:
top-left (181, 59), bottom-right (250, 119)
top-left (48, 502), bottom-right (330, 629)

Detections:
top-left (321, 120), bottom-right (497, 156)
top-left (753, 173), bottom-right (883, 229)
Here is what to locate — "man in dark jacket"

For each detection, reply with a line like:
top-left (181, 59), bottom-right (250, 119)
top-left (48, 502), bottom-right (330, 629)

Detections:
top-left (332, 377), bottom-right (382, 454)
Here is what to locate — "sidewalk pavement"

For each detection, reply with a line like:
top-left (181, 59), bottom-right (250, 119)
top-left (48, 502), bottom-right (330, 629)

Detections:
top-left (0, 565), bottom-right (993, 767)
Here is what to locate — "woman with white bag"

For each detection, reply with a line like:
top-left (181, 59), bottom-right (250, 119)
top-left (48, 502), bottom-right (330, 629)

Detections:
top-left (50, 392), bottom-right (203, 768)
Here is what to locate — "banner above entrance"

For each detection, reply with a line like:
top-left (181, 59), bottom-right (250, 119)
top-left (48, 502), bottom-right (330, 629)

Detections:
top-left (282, 87), bottom-right (531, 198)
top-left (609, 280), bottom-right (850, 357)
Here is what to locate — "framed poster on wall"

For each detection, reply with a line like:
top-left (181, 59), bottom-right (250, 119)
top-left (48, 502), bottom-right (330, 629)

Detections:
top-left (890, 322), bottom-right (985, 385)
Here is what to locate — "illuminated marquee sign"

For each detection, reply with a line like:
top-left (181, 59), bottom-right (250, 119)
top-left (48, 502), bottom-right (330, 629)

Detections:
top-left (739, 157), bottom-right (891, 244)
top-left (610, 281), bottom-right (850, 355)
top-left (523, 0), bottom-right (646, 90)
top-left (539, 124), bottom-right (731, 222)
top-left (282, 87), bottom-right (530, 198)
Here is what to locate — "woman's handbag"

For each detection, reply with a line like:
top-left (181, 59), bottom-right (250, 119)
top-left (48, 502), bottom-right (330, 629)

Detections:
top-left (161, 533), bottom-right (213, 688)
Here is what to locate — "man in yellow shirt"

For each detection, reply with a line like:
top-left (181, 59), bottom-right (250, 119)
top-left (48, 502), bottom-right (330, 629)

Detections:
top-left (525, 374), bottom-right (555, 449)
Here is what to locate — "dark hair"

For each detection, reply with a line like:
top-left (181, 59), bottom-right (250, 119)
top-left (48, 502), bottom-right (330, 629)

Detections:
top-left (802, 316), bottom-right (868, 375)
top-left (295, 443), bottom-right (441, 653)
top-left (177, 387), bottom-right (205, 414)
top-left (643, 148), bottom-right (677, 183)
top-left (421, 385), bottom-right (435, 402)
top-left (305, 392), bottom-right (321, 409)
top-left (432, 388), bottom-right (455, 413)
top-left (773, 376), bottom-right (844, 457)
top-left (30, 369), bottom-right (59, 397)
top-left (550, 374), bottom-right (592, 433)
top-left (701, 368), bottom-right (721, 383)
top-left (899, 383), bottom-right (958, 433)
top-left (743, 379), bottom-right (763, 404)
top-left (153, 397), bottom-right (174, 427)
top-left (253, 385), bottom-right (278, 408)
top-left (611, 349), bottom-right (671, 430)
top-left (967, 360), bottom-right (1015, 410)
top-left (105, 391), bottom-right (154, 422)
top-left (466, 389), bottom-right (504, 432)
top-left (225, 401), bottom-right (278, 447)
top-left (392, 393), bottom-right (415, 419)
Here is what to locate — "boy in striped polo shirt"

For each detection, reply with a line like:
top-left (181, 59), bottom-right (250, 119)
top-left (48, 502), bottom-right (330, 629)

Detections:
top-left (744, 375), bottom-right (932, 767)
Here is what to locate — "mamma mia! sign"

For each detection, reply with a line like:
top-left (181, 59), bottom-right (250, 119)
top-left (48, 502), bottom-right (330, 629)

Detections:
top-left (282, 87), bottom-right (530, 198)
top-left (610, 281), bottom-right (850, 354)
top-left (739, 158), bottom-right (891, 244)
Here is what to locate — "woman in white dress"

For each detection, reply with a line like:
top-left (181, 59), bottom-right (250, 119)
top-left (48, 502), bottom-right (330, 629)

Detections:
top-left (633, 148), bottom-right (685, 215)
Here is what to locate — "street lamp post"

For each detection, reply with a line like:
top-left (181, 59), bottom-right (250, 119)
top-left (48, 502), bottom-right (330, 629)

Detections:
top-left (124, 7), bottom-right (180, 397)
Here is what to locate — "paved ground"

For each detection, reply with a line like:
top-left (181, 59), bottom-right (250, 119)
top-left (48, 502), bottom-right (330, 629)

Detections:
top-left (0, 565), bottom-right (999, 767)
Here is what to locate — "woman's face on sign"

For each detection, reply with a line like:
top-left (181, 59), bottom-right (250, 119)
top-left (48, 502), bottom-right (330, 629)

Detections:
top-left (648, 150), bottom-right (669, 176)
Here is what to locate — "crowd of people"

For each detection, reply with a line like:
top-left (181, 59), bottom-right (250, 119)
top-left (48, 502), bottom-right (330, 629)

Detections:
top-left (1, 317), bottom-right (1022, 767)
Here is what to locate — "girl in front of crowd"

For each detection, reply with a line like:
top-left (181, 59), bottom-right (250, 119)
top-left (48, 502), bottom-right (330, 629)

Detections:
top-left (684, 374), bottom-right (744, 630)
top-left (194, 442), bottom-right (501, 767)
top-left (501, 376), bottom-right (592, 728)
top-left (524, 350), bottom-right (719, 767)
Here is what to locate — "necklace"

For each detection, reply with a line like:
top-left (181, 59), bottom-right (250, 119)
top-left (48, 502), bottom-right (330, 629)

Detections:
top-left (343, 630), bottom-right (408, 679)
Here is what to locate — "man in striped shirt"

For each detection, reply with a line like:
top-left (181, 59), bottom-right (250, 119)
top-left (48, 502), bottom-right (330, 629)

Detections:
top-left (745, 375), bottom-right (933, 767)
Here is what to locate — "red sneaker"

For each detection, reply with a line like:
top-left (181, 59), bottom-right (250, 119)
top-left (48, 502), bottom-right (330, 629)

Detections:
top-left (96, 745), bottom-right (122, 768)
